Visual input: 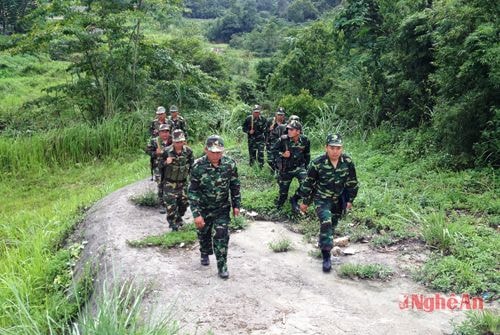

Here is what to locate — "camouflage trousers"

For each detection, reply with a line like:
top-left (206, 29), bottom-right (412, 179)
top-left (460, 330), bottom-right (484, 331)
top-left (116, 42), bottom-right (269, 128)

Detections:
top-left (315, 197), bottom-right (342, 252)
top-left (153, 165), bottom-right (164, 205)
top-left (163, 181), bottom-right (188, 230)
top-left (275, 166), bottom-right (307, 207)
top-left (265, 142), bottom-right (276, 170)
top-left (248, 138), bottom-right (265, 167)
top-left (197, 206), bottom-right (230, 273)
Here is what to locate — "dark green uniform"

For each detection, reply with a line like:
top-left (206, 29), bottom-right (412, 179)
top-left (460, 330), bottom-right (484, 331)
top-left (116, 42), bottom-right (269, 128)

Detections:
top-left (242, 114), bottom-right (267, 167)
top-left (167, 116), bottom-right (187, 134)
top-left (188, 155), bottom-right (241, 274)
top-left (145, 136), bottom-right (172, 204)
top-left (298, 153), bottom-right (358, 251)
top-left (149, 119), bottom-right (167, 137)
top-left (161, 145), bottom-right (194, 230)
top-left (273, 134), bottom-right (310, 207)
top-left (266, 118), bottom-right (287, 170)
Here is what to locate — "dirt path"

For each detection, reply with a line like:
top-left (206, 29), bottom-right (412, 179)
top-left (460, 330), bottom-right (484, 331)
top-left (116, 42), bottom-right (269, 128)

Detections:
top-left (77, 179), bottom-right (466, 335)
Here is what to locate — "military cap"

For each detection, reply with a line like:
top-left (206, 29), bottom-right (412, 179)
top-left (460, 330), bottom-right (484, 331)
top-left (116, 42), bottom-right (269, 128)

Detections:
top-left (286, 120), bottom-right (302, 131)
top-left (206, 135), bottom-right (224, 152)
top-left (326, 133), bottom-right (343, 146)
top-left (276, 107), bottom-right (285, 115)
top-left (169, 105), bottom-right (179, 113)
top-left (159, 124), bottom-right (171, 132)
top-left (156, 106), bottom-right (166, 114)
top-left (289, 115), bottom-right (300, 121)
top-left (172, 129), bottom-right (186, 142)
top-left (252, 104), bottom-right (261, 112)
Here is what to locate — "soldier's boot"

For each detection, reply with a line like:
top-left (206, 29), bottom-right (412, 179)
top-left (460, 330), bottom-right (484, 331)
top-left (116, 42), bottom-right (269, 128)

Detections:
top-left (275, 195), bottom-right (287, 210)
top-left (218, 263), bottom-right (229, 279)
top-left (322, 250), bottom-right (332, 273)
top-left (290, 195), bottom-right (300, 213)
top-left (159, 205), bottom-right (166, 214)
top-left (175, 217), bottom-right (184, 228)
top-left (200, 253), bottom-right (210, 266)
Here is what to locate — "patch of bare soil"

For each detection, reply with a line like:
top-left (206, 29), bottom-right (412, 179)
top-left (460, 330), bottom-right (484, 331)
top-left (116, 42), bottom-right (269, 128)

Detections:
top-left (76, 179), bottom-right (467, 334)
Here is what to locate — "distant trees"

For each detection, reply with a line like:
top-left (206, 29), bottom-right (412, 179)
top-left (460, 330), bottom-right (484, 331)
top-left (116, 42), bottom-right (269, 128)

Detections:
top-left (0, 0), bottom-right (37, 34)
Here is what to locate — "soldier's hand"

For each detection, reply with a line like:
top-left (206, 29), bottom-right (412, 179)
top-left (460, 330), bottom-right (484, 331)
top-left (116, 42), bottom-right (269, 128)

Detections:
top-left (194, 216), bottom-right (205, 229)
top-left (300, 204), bottom-right (308, 213)
top-left (233, 208), bottom-right (240, 217)
top-left (249, 129), bottom-right (255, 135)
top-left (346, 202), bottom-right (353, 210)
top-left (282, 151), bottom-right (291, 158)
top-left (165, 157), bottom-right (174, 164)
top-left (156, 148), bottom-right (162, 156)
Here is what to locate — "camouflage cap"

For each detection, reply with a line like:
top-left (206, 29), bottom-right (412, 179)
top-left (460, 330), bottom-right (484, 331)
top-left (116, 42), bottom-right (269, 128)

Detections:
top-left (289, 115), bottom-right (300, 121)
top-left (172, 129), bottom-right (186, 142)
top-left (206, 135), bottom-right (224, 152)
top-left (326, 133), bottom-right (343, 146)
top-left (286, 120), bottom-right (302, 131)
top-left (252, 104), bottom-right (261, 112)
top-left (169, 105), bottom-right (179, 113)
top-left (276, 107), bottom-right (285, 115)
top-left (159, 124), bottom-right (171, 132)
top-left (156, 106), bottom-right (166, 114)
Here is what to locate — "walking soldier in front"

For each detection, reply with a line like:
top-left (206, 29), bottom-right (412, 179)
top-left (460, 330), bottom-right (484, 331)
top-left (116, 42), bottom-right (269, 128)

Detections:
top-left (188, 135), bottom-right (241, 279)
top-left (161, 129), bottom-right (194, 231)
top-left (242, 104), bottom-right (267, 167)
top-left (272, 120), bottom-right (310, 211)
top-left (266, 107), bottom-right (287, 171)
top-left (298, 134), bottom-right (358, 272)
top-left (145, 124), bottom-right (172, 214)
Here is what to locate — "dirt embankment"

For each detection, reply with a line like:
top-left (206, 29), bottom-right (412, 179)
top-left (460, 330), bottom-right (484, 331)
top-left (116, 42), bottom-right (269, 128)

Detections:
top-left (76, 179), bottom-right (467, 335)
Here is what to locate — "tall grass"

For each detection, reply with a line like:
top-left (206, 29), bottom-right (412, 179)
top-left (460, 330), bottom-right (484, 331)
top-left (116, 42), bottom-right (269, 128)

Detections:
top-left (0, 116), bottom-right (147, 174)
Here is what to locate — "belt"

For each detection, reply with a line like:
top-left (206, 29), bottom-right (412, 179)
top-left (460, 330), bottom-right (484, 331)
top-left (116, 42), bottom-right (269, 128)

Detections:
top-left (164, 178), bottom-right (187, 183)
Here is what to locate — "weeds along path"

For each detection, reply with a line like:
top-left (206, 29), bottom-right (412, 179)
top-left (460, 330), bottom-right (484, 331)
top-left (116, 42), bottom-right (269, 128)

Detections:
top-left (78, 179), bottom-right (464, 334)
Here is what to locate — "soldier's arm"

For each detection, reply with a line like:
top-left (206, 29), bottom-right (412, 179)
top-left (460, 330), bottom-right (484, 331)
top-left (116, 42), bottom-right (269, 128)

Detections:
top-left (345, 158), bottom-right (359, 203)
top-left (242, 117), bottom-right (250, 133)
top-left (187, 149), bottom-right (195, 174)
top-left (304, 138), bottom-right (311, 166)
top-left (229, 161), bottom-right (241, 210)
top-left (188, 165), bottom-right (203, 218)
top-left (298, 161), bottom-right (319, 206)
top-left (145, 139), bottom-right (156, 157)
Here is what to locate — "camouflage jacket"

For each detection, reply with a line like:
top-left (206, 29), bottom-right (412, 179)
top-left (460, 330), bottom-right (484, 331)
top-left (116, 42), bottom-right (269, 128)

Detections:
top-left (266, 117), bottom-right (287, 143)
top-left (160, 145), bottom-right (194, 182)
top-left (167, 116), bottom-right (187, 134)
top-left (242, 115), bottom-right (267, 140)
top-left (273, 134), bottom-right (311, 170)
top-left (145, 137), bottom-right (172, 166)
top-left (188, 155), bottom-right (241, 218)
top-left (298, 153), bottom-right (358, 206)
top-left (149, 119), bottom-right (168, 137)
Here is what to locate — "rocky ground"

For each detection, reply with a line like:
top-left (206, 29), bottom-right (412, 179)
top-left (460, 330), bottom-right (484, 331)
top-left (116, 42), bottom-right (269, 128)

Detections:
top-left (75, 179), bottom-right (468, 335)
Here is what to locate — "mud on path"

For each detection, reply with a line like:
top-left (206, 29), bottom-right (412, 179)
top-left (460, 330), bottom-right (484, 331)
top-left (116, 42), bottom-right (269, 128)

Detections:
top-left (77, 179), bottom-right (466, 335)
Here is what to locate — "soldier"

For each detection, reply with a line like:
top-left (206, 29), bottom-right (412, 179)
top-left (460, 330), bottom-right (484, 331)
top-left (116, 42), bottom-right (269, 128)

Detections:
top-left (161, 129), bottom-right (194, 231)
top-left (145, 124), bottom-right (172, 214)
top-left (242, 104), bottom-right (267, 167)
top-left (298, 134), bottom-right (358, 272)
top-left (188, 135), bottom-right (241, 279)
top-left (149, 106), bottom-right (168, 137)
top-left (266, 107), bottom-right (287, 171)
top-left (167, 105), bottom-right (188, 135)
top-left (273, 120), bottom-right (310, 211)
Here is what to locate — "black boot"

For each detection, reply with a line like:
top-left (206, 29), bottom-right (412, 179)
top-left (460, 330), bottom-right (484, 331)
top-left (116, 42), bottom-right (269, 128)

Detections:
top-left (290, 195), bottom-right (300, 213)
top-left (200, 253), bottom-right (209, 266)
top-left (322, 250), bottom-right (331, 272)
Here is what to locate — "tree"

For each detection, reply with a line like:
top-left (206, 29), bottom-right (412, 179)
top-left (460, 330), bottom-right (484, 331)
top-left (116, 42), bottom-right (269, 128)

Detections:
top-left (286, 0), bottom-right (318, 23)
top-left (0, 0), bottom-right (37, 34)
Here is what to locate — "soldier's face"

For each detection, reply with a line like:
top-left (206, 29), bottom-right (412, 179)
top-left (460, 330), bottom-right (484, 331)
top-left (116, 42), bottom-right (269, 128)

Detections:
top-left (171, 112), bottom-right (178, 118)
top-left (205, 149), bottom-right (223, 164)
top-left (276, 114), bottom-right (284, 122)
top-left (253, 111), bottom-right (260, 118)
top-left (326, 145), bottom-right (343, 160)
top-left (160, 131), bottom-right (170, 140)
top-left (287, 128), bottom-right (300, 138)
top-left (173, 141), bottom-right (185, 150)
top-left (158, 113), bottom-right (166, 121)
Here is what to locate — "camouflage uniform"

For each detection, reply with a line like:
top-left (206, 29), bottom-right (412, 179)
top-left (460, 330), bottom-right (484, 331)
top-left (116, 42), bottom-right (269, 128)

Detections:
top-left (242, 105), bottom-right (267, 167)
top-left (266, 110), bottom-right (287, 170)
top-left (273, 122), bottom-right (310, 208)
top-left (298, 143), bottom-right (358, 253)
top-left (149, 106), bottom-right (168, 137)
top-left (145, 129), bottom-right (172, 205)
top-left (188, 137), bottom-right (241, 275)
top-left (161, 130), bottom-right (194, 231)
top-left (167, 105), bottom-right (188, 136)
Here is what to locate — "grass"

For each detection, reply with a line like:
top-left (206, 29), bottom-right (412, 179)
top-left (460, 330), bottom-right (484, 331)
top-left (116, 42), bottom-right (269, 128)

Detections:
top-left (130, 190), bottom-right (160, 207)
top-left (452, 310), bottom-right (500, 335)
top-left (0, 155), bottom-right (149, 331)
top-left (338, 263), bottom-right (394, 280)
top-left (268, 237), bottom-right (293, 252)
top-left (127, 224), bottom-right (198, 249)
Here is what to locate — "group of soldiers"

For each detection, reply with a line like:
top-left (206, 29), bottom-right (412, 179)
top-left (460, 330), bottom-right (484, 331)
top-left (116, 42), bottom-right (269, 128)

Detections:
top-left (146, 104), bottom-right (358, 278)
